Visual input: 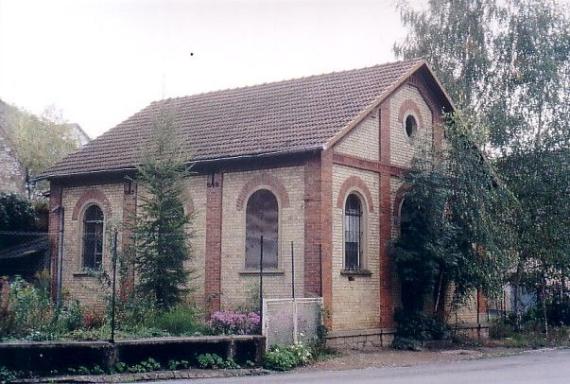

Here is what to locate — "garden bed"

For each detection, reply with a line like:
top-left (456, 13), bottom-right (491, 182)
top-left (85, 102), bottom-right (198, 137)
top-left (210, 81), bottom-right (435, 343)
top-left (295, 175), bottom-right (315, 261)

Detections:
top-left (0, 335), bottom-right (265, 376)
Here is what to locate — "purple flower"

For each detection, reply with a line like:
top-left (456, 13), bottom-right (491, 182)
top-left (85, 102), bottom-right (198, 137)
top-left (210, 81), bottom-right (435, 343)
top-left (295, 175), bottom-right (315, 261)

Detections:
top-left (210, 310), bottom-right (261, 335)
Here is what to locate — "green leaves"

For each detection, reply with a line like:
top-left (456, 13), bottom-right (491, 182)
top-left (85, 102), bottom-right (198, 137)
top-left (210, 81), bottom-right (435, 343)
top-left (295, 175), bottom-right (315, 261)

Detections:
top-left (131, 109), bottom-right (192, 310)
top-left (393, 114), bottom-right (517, 313)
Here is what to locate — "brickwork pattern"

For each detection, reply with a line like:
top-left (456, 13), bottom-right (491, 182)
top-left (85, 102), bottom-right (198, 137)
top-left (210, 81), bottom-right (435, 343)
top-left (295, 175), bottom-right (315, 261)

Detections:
top-left (205, 173), bottom-right (223, 313)
top-left (331, 164), bottom-right (380, 330)
top-left (303, 155), bottom-right (323, 297)
top-left (335, 114), bottom-right (379, 161)
top-left (389, 84), bottom-right (434, 168)
top-left (219, 166), bottom-right (306, 310)
top-left (59, 182), bottom-right (124, 309)
top-left (184, 176), bottom-right (207, 307)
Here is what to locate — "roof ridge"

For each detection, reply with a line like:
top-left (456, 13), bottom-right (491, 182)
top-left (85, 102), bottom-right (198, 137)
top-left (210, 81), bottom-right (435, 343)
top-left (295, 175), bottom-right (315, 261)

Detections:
top-left (154, 57), bottom-right (425, 105)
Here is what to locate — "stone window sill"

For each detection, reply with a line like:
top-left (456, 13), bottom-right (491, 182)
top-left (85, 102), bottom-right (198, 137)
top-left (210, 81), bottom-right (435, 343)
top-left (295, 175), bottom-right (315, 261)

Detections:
top-left (73, 271), bottom-right (101, 278)
top-left (239, 269), bottom-right (285, 276)
top-left (340, 269), bottom-right (372, 277)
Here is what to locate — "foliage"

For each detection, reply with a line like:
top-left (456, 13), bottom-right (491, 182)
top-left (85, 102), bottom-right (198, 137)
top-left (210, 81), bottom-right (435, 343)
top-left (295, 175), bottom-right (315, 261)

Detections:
top-left (395, 0), bottom-right (570, 332)
top-left (196, 353), bottom-right (240, 369)
top-left (131, 109), bottom-right (193, 310)
top-left (497, 148), bottom-right (570, 331)
top-left (0, 193), bottom-right (38, 249)
top-left (392, 114), bottom-right (516, 317)
top-left (0, 276), bottom-right (85, 340)
top-left (127, 358), bottom-right (162, 373)
top-left (3, 103), bottom-right (80, 194)
top-left (392, 309), bottom-right (450, 351)
top-left (167, 359), bottom-right (190, 370)
top-left (0, 366), bottom-right (17, 384)
top-left (209, 310), bottom-right (261, 335)
top-left (262, 343), bottom-right (313, 371)
top-left (145, 304), bottom-right (205, 335)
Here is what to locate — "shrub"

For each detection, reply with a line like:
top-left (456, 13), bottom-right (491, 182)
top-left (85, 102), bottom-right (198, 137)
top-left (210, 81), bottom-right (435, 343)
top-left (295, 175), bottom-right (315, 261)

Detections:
top-left (263, 343), bottom-right (313, 371)
top-left (392, 309), bottom-right (450, 350)
top-left (0, 366), bottom-right (17, 384)
top-left (82, 308), bottom-right (105, 329)
top-left (209, 311), bottom-right (260, 335)
top-left (196, 353), bottom-right (240, 369)
top-left (148, 304), bottom-right (205, 335)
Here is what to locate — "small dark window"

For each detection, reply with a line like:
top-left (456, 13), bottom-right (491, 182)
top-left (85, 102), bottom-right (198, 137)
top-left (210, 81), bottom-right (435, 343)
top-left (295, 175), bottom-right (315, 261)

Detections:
top-left (245, 189), bottom-right (279, 269)
top-left (82, 205), bottom-right (104, 270)
top-left (405, 115), bottom-right (417, 138)
top-left (344, 194), bottom-right (363, 270)
top-left (400, 198), bottom-right (414, 238)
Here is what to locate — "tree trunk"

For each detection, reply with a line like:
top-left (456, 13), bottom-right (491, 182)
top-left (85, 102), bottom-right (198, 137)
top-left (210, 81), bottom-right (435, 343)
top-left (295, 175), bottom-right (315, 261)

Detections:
top-left (513, 260), bottom-right (524, 330)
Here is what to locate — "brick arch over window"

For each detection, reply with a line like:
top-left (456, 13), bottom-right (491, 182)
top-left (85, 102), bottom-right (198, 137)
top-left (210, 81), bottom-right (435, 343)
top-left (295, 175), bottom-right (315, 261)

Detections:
top-left (398, 99), bottom-right (424, 128)
top-left (236, 173), bottom-right (290, 211)
top-left (72, 188), bottom-right (112, 220)
top-left (336, 176), bottom-right (374, 212)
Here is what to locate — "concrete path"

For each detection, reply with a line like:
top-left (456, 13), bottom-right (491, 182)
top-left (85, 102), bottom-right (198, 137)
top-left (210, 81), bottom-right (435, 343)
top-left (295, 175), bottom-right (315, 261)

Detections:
top-left (149, 348), bottom-right (570, 384)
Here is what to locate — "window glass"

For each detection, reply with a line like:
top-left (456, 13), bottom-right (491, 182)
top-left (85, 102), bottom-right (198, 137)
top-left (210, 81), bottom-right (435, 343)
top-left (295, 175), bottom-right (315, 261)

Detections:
top-left (245, 189), bottom-right (278, 269)
top-left (405, 115), bottom-right (417, 138)
top-left (83, 205), bottom-right (104, 270)
top-left (344, 194), bottom-right (362, 270)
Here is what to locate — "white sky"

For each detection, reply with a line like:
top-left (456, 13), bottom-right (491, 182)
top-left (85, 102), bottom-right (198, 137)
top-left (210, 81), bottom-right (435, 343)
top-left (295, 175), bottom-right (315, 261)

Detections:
top-left (1, 0), bottom-right (409, 138)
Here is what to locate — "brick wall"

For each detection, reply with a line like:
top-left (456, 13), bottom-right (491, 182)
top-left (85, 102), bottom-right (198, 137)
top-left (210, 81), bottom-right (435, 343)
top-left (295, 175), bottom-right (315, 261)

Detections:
top-left (389, 84), bottom-right (434, 168)
top-left (184, 176), bottom-right (207, 308)
top-left (59, 182), bottom-right (124, 309)
top-left (330, 164), bottom-right (380, 330)
top-left (335, 114), bottom-right (380, 161)
top-left (219, 166), bottom-right (306, 310)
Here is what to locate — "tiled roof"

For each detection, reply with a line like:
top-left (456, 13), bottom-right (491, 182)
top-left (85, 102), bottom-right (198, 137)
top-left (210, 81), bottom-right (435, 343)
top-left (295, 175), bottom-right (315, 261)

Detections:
top-left (43, 58), bottom-right (425, 178)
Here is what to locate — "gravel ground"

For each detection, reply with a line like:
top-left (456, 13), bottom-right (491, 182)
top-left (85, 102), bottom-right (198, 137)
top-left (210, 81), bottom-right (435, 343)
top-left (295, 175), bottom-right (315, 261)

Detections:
top-left (296, 346), bottom-right (524, 372)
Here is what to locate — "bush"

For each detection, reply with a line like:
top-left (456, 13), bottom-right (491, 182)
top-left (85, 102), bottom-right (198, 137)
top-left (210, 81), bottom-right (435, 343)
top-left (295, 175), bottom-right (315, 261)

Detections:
top-left (0, 366), bottom-right (17, 384)
top-left (263, 343), bottom-right (313, 371)
top-left (196, 353), bottom-right (240, 369)
top-left (392, 309), bottom-right (450, 350)
top-left (209, 311), bottom-right (260, 335)
top-left (147, 304), bottom-right (205, 335)
top-left (547, 298), bottom-right (570, 326)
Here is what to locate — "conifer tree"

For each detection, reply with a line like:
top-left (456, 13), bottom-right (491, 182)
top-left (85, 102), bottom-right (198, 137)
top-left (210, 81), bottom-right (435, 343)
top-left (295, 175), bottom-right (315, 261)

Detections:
top-left (132, 109), bottom-right (191, 310)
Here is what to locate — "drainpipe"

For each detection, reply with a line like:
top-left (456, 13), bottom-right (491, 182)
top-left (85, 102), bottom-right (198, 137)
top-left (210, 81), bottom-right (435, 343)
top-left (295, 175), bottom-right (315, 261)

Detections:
top-left (55, 206), bottom-right (65, 307)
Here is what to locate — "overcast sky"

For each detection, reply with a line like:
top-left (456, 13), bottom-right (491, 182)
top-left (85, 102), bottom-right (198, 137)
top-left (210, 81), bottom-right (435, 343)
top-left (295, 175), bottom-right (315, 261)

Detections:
top-left (1, 0), bottom-right (411, 138)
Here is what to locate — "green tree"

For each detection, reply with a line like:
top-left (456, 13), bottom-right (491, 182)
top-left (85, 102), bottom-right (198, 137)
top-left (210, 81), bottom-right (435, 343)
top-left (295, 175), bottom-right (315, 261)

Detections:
top-left (0, 193), bottom-right (38, 249)
top-left (2, 103), bottom-right (80, 195)
top-left (131, 110), bottom-right (192, 310)
top-left (393, 114), bottom-right (516, 318)
top-left (395, 0), bottom-right (570, 332)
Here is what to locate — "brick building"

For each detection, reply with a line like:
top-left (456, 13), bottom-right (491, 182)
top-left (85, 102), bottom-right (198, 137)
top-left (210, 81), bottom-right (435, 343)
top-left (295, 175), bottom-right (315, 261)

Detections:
top-left (41, 59), bottom-right (487, 346)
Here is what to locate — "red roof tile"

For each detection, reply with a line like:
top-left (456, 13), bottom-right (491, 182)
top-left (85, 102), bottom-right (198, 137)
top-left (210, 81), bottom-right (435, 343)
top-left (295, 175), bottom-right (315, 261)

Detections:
top-left (42, 58), bottom-right (425, 178)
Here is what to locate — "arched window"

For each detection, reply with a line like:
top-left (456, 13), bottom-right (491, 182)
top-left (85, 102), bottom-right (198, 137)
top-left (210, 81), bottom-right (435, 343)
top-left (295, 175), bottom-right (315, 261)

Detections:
top-left (245, 189), bottom-right (278, 269)
top-left (82, 205), bottom-right (104, 270)
top-left (400, 198), bottom-right (414, 238)
top-left (404, 115), bottom-right (418, 138)
top-left (344, 194), bottom-right (363, 270)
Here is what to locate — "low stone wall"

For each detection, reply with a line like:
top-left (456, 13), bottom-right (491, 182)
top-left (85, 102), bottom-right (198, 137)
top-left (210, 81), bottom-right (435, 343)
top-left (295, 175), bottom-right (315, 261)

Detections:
top-left (326, 328), bottom-right (396, 349)
top-left (0, 335), bottom-right (265, 375)
top-left (326, 325), bottom-right (490, 349)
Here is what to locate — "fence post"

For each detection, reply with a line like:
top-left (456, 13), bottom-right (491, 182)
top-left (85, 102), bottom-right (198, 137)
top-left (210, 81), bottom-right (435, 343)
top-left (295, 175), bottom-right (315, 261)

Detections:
top-left (110, 229), bottom-right (118, 343)
top-left (259, 235), bottom-right (264, 335)
top-left (293, 299), bottom-right (299, 344)
top-left (291, 241), bottom-right (295, 299)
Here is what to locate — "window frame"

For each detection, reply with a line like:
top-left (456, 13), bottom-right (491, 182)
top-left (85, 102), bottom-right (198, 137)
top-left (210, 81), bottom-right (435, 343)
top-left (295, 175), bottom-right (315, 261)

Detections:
top-left (80, 203), bottom-right (105, 272)
top-left (403, 113), bottom-right (419, 139)
top-left (244, 188), bottom-right (280, 271)
top-left (342, 191), bottom-right (368, 273)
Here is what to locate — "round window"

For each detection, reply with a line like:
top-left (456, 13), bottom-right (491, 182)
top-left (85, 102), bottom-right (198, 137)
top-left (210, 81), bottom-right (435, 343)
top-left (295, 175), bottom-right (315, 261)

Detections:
top-left (405, 115), bottom-right (417, 138)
